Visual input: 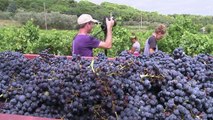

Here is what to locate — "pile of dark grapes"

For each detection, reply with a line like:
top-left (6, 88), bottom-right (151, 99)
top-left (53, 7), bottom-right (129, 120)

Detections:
top-left (0, 48), bottom-right (212, 120)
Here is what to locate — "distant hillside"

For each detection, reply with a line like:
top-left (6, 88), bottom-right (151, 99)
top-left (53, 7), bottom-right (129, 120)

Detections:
top-left (0, 0), bottom-right (213, 29)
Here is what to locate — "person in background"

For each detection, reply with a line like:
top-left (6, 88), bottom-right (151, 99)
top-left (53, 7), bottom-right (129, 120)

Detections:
top-left (143, 24), bottom-right (166, 56)
top-left (128, 35), bottom-right (140, 56)
top-left (72, 14), bottom-right (115, 57)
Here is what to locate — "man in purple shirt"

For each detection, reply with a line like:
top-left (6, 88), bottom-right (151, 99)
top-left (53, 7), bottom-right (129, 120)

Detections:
top-left (72, 14), bottom-right (115, 57)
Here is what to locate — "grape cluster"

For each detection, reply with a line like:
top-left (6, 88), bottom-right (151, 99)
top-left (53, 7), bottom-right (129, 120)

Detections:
top-left (0, 49), bottom-right (212, 120)
top-left (97, 52), bottom-right (108, 61)
top-left (173, 47), bottom-right (186, 59)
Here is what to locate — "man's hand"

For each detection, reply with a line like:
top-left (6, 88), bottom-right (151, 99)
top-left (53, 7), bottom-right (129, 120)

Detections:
top-left (106, 17), bottom-right (115, 30)
top-left (149, 48), bottom-right (155, 54)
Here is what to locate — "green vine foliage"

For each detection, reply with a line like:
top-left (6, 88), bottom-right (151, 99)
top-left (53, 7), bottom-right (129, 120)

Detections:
top-left (0, 20), bottom-right (39, 53)
top-left (0, 18), bottom-right (213, 56)
top-left (0, 20), bottom-right (76, 55)
top-left (29, 30), bottom-right (76, 55)
top-left (158, 16), bottom-right (213, 55)
top-left (92, 25), bottom-right (132, 57)
top-left (179, 32), bottom-right (213, 55)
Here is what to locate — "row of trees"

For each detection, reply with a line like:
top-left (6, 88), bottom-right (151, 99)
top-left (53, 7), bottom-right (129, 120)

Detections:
top-left (1, 0), bottom-right (213, 31)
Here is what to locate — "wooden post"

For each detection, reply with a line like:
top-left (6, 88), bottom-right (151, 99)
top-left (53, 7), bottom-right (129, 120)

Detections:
top-left (140, 15), bottom-right (142, 30)
top-left (43, 2), bottom-right (47, 30)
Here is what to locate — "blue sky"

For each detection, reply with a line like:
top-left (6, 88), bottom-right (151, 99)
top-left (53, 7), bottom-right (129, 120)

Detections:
top-left (76, 0), bottom-right (213, 16)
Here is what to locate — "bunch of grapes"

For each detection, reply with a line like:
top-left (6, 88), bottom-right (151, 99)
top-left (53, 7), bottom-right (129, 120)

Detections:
top-left (0, 48), bottom-right (212, 120)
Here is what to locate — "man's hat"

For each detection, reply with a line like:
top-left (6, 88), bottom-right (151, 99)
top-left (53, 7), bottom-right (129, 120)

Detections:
top-left (77, 14), bottom-right (99, 25)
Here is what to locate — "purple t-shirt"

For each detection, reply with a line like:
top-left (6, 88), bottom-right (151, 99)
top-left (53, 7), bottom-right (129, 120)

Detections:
top-left (72, 35), bottom-right (100, 57)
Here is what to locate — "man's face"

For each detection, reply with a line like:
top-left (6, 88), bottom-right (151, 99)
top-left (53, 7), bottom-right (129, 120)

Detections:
top-left (156, 33), bottom-right (164, 40)
top-left (87, 22), bottom-right (95, 33)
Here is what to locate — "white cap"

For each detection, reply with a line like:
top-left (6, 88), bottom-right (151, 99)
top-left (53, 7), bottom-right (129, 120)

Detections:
top-left (77, 14), bottom-right (99, 25)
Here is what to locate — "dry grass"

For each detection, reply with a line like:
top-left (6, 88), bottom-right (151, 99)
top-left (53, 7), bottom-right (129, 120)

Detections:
top-left (0, 20), bottom-right (22, 28)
